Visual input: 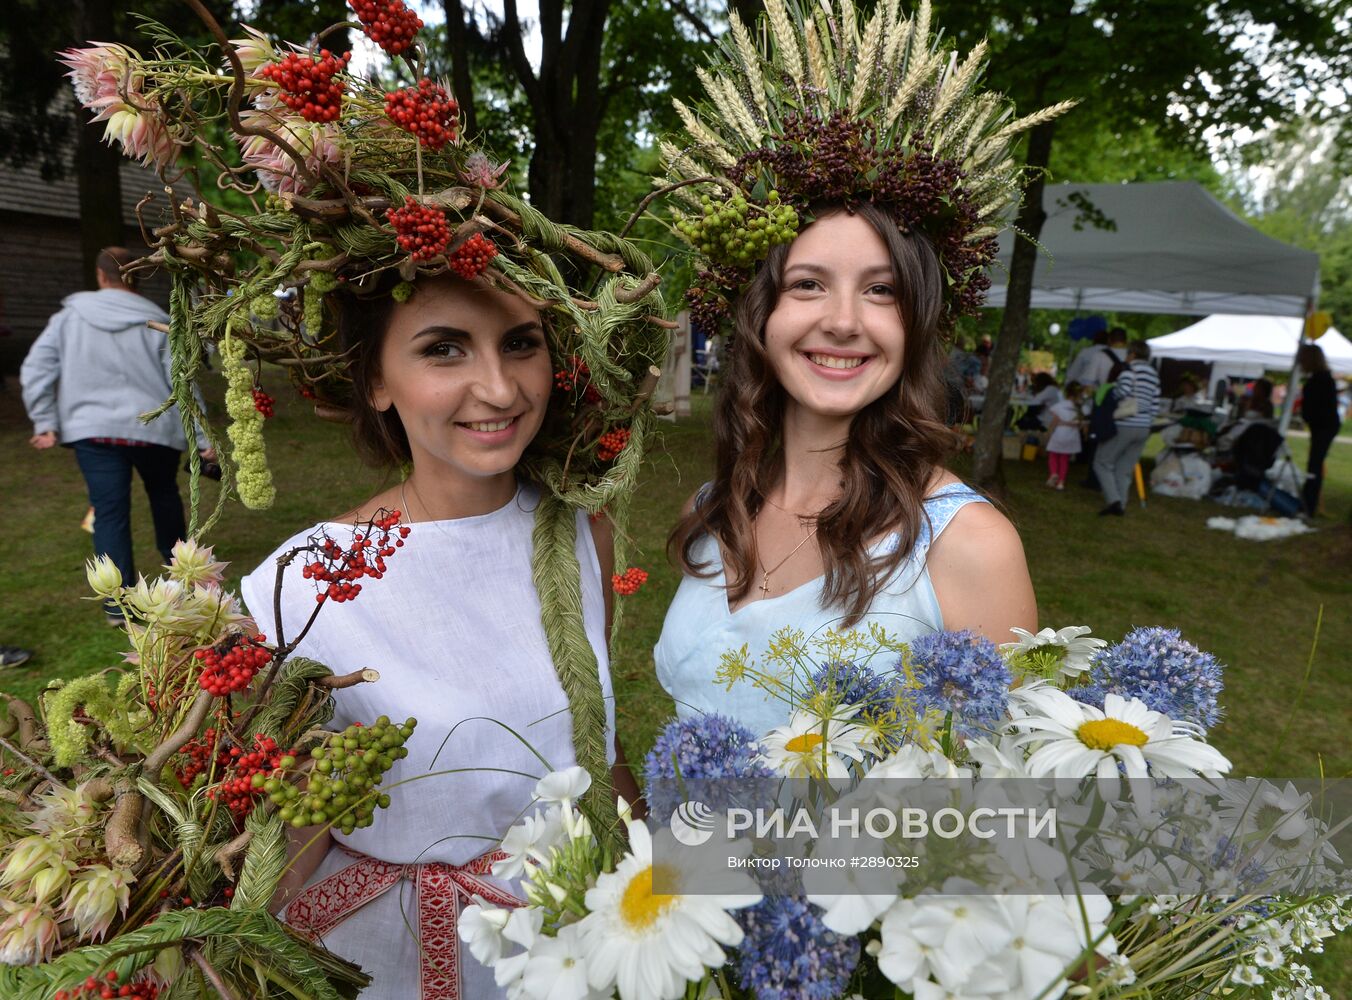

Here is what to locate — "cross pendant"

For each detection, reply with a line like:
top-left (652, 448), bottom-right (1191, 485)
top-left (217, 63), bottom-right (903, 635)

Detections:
top-left (759, 574), bottom-right (771, 598)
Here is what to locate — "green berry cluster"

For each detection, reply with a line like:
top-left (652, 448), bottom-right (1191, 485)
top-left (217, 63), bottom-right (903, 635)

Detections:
top-left (675, 191), bottom-right (798, 269)
top-left (264, 716), bottom-right (416, 835)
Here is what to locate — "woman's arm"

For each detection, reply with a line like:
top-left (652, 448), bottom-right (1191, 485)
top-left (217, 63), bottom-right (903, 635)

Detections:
top-left (587, 514), bottom-right (646, 816)
top-left (926, 502), bottom-right (1037, 644)
top-left (268, 823), bottom-right (331, 915)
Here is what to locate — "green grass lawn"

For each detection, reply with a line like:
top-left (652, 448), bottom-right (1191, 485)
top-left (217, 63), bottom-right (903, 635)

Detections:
top-left (2, 371), bottom-right (1349, 992)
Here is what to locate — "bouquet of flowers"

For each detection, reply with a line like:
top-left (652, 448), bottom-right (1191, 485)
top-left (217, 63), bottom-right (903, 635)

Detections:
top-left (469, 624), bottom-right (1349, 1000)
top-left (0, 520), bottom-right (417, 998)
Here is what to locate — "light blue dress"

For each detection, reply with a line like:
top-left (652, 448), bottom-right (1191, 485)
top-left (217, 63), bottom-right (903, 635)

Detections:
top-left (654, 482), bottom-right (989, 736)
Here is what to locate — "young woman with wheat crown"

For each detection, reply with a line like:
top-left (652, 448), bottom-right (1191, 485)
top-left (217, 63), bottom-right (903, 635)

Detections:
top-left (59, 3), bottom-right (666, 995)
top-left (655, 0), bottom-right (1073, 733)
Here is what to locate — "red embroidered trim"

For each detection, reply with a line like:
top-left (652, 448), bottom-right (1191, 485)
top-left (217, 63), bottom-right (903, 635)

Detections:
top-left (287, 847), bottom-right (521, 1000)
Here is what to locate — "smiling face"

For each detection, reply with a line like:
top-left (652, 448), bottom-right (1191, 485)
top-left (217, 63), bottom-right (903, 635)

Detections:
top-left (763, 210), bottom-right (906, 427)
top-left (368, 276), bottom-right (552, 492)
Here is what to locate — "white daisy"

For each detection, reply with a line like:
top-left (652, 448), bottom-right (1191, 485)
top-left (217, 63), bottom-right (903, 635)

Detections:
top-left (1001, 626), bottom-right (1107, 680)
top-left (579, 818), bottom-right (759, 1000)
top-left (1005, 689), bottom-right (1231, 809)
top-left (757, 705), bottom-right (875, 779)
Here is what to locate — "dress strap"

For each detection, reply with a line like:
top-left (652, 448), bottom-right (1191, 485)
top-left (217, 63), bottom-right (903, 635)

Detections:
top-left (919, 483), bottom-right (989, 549)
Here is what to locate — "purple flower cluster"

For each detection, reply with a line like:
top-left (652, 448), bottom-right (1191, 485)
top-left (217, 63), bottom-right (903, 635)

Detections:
top-left (644, 713), bottom-right (773, 822)
top-left (905, 630), bottom-right (1011, 735)
top-left (736, 896), bottom-right (860, 1000)
top-left (809, 659), bottom-right (899, 719)
top-left (1071, 627), bottom-right (1223, 731)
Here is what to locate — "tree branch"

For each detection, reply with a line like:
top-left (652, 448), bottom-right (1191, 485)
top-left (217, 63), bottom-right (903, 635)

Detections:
top-left (669, 0), bottom-right (717, 42)
top-left (501, 0), bottom-right (545, 114)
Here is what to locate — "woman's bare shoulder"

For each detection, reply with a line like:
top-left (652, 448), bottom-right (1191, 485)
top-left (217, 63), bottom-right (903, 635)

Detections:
top-left (926, 500), bottom-right (1037, 641)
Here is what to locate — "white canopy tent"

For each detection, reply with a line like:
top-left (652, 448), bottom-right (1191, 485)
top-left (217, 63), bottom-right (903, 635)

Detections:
top-left (1149, 315), bottom-right (1352, 379)
top-left (984, 181), bottom-right (1320, 318)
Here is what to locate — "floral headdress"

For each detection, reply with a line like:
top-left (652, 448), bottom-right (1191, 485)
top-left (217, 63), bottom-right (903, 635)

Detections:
top-left (62, 0), bottom-right (667, 818)
top-left (661, 0), bottom-right (1075, 334)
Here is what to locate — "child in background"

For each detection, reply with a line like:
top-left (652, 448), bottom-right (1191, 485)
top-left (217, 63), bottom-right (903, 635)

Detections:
top-left (1045, 382), bottom-right (1086, 490)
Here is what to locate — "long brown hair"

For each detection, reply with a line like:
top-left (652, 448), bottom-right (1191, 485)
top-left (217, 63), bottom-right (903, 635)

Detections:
top-left (668, 201), bottom-right (956, 626)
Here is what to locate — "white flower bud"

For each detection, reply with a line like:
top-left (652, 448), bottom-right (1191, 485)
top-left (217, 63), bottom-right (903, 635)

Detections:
top-left (85, 555), bottom-right (123, 598)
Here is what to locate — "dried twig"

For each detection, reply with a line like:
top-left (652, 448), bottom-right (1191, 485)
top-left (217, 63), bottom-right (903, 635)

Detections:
top-left (213, 829), bottom-right (253, 881)
top-left (142, 690), bottom-right (213, 782)
top-left (190, 945), bottom-right (244, 1000)
top-left (104, 782), bottom-right (144, 868)
top-left (618, 176), bottom-right (719, 239)
top-left (2, 694), bottom-right (38, 747)
top-left (181, 0), bottom-right (321, 191)
top-left (614, 272), bottom-right (662, 304)
top-left (0, 734), bottom-right (59, 785)
top-left (317, 668), bottom-right (381, 689)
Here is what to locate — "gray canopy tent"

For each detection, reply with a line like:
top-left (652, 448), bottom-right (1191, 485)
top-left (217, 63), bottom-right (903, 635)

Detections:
top-left (984, 181), bottom-right (1322, 433)
top-left (984, 181), bottom-right (1320, 318)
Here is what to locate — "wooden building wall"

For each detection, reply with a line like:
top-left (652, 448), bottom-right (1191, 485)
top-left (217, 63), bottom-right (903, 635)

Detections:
top-left (0, 156), bottom-right (176, 374)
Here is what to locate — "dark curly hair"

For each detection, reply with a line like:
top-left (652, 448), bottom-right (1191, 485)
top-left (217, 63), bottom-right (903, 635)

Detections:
top-left (668, 201), bottom-right (959, 627)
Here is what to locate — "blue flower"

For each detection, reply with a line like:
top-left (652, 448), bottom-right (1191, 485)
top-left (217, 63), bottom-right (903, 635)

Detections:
top-left (1071, 627), bottom-right (1222, 731)
top-left (905, 630), bottom-right (1011, 735)
top-left (736, 896), bottom-right (859, 1000)
top-left (644, 714), bottom-right (773, 822)
top-left (808, 659), bottom-right (899, 719)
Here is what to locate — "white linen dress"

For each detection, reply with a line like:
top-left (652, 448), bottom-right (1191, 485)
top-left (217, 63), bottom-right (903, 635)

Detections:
top-left (239, 483), bottom-right (614, 999)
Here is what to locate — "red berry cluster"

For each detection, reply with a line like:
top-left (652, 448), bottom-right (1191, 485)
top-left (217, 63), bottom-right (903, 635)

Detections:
top-left (384, 79), bottom-right (459, 150)
top-left (195, 634), bottom-right (272, 697)
top-left (56, 970), bottom-right (160, 1000)
top-left (297, 384), bottom-right (317, 400)
top-left (612, 567), bottom-right (649, 595)
top-left (448, 232), bottom-right (498, 280)
top-left (302, 510), bottom-right (409, 605)
top-left (252, 388), bottom-right (275, 417)
top-left (349, 0), bottom-right (423, 56)
top-left (554, 355), bottom-right (602, 404)
top-left (388, 197), bottom-right (451, 261)
top-left (597, 427), bottom-right (630, 462)
top-left (208, 734), bottom-right (297, 819)
top-left (176, 727), bottom-right (223, 787)
top-left (257, 50), bottom-right (351, 123)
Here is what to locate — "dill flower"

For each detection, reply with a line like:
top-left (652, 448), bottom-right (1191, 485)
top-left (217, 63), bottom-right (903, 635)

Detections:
top-left (1071, 626), bottom-right (1223, 732)
top-left (735, 896), bottom-right (860, 1000)
top-left (644, 714), bottom-right (773, 823)
top-left (905, 630), bottom-right (1011, 736)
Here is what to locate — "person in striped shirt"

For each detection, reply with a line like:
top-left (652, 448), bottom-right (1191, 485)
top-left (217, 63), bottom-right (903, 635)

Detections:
top-left (1094, 340), bottom-right (1160, 516)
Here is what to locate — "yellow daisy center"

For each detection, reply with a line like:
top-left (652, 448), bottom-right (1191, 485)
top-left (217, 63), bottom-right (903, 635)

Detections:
top-left (785, 732), bottom-right (825, 754)
top-left (1077, 718), bottom-right (1149, 751)
top-left (619, 864), bottom-right (678, 931)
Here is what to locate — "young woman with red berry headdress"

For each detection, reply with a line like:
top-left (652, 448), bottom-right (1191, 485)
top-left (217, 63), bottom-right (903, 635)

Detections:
top-left (653, 0), bottom-right (1068, 735)
top-left (59, 3), bottom-right (668, 995)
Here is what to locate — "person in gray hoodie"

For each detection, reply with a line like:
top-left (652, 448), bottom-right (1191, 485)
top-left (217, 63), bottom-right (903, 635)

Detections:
top-left (21, 247), bottom-right (214, 624)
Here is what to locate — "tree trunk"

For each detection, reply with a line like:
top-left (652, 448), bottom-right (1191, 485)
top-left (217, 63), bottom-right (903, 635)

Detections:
top-left (969, 119), bottom-right (1057, 495)
top-left (504, 0), bottom-right (610, 230)
top-left (73, 0), bottom-right (123, 287)
top-left (441, 0), bottom-right (477, 138)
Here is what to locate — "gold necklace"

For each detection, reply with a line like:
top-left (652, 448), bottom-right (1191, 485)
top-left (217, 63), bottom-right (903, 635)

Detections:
top-left (756, 520), bottom-right (819, 599)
